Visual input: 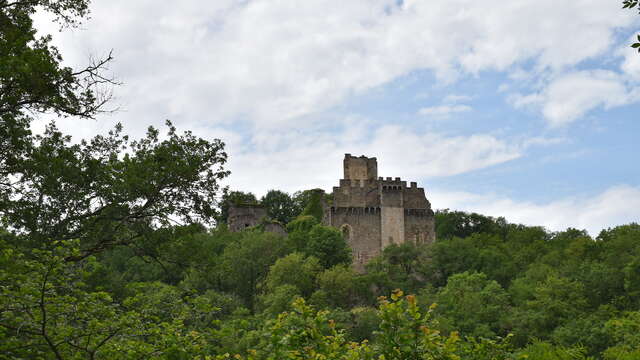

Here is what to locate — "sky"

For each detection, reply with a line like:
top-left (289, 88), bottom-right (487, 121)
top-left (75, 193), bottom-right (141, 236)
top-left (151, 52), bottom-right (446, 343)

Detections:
top-left (33, 0), bottom-right (640, 235)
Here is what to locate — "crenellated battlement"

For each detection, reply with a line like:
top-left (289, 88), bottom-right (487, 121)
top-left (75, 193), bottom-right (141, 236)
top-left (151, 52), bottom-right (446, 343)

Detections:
top-left (328, 154), bottom-right (436, 271)
top-left (331, 206), bottom-right (381, 215)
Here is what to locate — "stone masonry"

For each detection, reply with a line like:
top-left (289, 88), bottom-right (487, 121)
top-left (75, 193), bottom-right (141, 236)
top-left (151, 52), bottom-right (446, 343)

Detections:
top-left (227, 204), bottom-right (287, 235)
top-left (323, 154), bottom-right (436, 271)
top-left (227, 204), bottom-right (268, 232)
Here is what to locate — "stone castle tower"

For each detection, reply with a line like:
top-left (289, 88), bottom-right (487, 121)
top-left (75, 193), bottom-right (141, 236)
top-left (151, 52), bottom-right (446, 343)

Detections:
top-left (324, 154), bottom-right (436, 270)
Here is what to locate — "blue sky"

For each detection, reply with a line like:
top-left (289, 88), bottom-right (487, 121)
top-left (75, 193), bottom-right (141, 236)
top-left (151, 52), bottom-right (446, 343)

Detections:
top-left (34, 0), bottom-right (639, 234)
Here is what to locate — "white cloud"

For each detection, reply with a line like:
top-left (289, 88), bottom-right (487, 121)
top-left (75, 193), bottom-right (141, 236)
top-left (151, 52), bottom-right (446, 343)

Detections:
top-left (224, 122), bottom-right (526, 196)
top-left (418, 93), bottom-right (473, 117)
top-left (510, 70), bottom-right (638, 127)
top-left (418, 104), bottom-right (472, 117)
top-left (619, 36), bottom-right (640, 80)
top-left (431, 185), bottom-right (640, 235)
top-left (34, 0), bottom-right (637, 130)
top-left (443, 94), bottom-right (472, 103)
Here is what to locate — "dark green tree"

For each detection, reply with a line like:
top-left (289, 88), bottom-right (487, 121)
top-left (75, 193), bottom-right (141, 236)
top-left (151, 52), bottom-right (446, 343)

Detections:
top-left (306, 224), bottom-right (352, 269)
top-left (311, 264), bottom-right (358, 309)
top-left (433, 271), bottom-right (510, 338)
top-left (220, 231), bottom-right (290, 312)
top-left (0, 240), bottom-right (208, 359)
top-left (285, 215), bottom-right (319, 252)
top-left (435, 209), bottom-right (507, 240)
top-left (0, 0), bottom-right (113, 121)
top-left (300, 189), bottom-right (325, 223)
top-left (261, 189), bottom-right (297, 224)
top-left (1, 121), bottom-right (229, 260)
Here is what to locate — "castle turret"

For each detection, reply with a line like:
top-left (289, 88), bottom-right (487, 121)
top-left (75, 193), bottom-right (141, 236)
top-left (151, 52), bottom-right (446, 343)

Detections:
top-left (328, 154), bottom-right (435, 271)
top-left (344, 154), bottom-right (378, 181)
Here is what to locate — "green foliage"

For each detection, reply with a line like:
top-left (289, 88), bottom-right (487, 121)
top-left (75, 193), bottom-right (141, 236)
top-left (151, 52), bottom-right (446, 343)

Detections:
top-left (516, 342), bottom-right (592, 360)
top-left (306, 224), bottom-right (352, 268)
top-left (286, 215), bottom-right (320, 233)
top-left (6, 0), bottom-right (640, 358)
top-left (433, 272), bottom-right (510, 338)
top-left (261, 189), bottom-right (298, 225)
top-left (258, 284), bottom-right (302, 316)
top-left (435, 209), bottom-right (507, 240)
top-left (2, 120), bottom-right (229, 260)
top-left (0, 0), bottom-right (106, 122)
top-left (622, 1), bottom-right (640, 51)
top-left (0, 240), bottom-right (207, 359)
top-left (313, 264), bottom-right (358, 309)
top-left (265, 252), bottom-right (322, 297)
top-left (550, 306), bottom-right (614, 357)
top-left (254, 298), bottom-right (372, 360)
top-left (220, 231), bottom-right (290, 311)
top-left (509, 274), bottom-right (589, 346)
top-left (602, 311), bottom-right (640, 359)
top-left (300, 189), bottom-right (325, 223)
top-left (286, 215), bottom-right (319, 251)
top-left (347, 307), bottom-right (380, 342)
top-left (292, 189), bottom-right (332, 217)
top-left (375, 290), bottom-right (460, 360)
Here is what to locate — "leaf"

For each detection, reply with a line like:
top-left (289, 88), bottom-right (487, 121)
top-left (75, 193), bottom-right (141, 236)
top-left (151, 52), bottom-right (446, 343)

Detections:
top-left (632, 43), bottom-right (640, 48)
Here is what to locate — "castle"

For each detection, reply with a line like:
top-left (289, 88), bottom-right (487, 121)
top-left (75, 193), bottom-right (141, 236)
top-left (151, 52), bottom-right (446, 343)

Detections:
top-left (227, 154), bottom-right (436, 270)
top-left (324, 154), bottom-right (436, 270)
top-left (227, 204), bottom-right (287, 235)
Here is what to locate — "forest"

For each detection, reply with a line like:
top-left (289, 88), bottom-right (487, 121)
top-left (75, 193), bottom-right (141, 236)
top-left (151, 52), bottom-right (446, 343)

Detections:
top-left (2, 0), bottom-right (640, 359)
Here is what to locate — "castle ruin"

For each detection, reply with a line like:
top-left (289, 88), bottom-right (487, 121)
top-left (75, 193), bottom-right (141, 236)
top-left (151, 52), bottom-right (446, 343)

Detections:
top-left (227, 154), bottom-right (436, 271)
top-left (323, 154), bottom-right (436, 270)
top-left (227, 204), bottom-right (286, 235)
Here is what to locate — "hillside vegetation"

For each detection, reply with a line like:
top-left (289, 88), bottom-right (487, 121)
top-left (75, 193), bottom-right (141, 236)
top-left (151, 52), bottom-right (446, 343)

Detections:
top-left (2, 0), bottom-right (640, 358)
top-left (2, 203), bottom-right (640, 359)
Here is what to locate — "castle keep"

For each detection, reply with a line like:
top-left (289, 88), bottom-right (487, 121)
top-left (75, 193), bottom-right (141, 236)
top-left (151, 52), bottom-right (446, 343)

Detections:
top-left (323, 154), bottom-right (436, 270)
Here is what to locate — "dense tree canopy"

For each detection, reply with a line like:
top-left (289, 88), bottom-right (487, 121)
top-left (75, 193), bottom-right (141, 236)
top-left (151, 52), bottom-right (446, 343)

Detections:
top-left (2, 1), bottom-right (640, 359)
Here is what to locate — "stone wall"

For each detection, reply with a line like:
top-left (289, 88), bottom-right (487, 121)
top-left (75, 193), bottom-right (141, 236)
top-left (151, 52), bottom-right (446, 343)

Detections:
top-left (343, 154), bottom-right (378, 181)
top-left (333, 180), bottom-right (380, 208)
top-left (329, 207), bottom-right (382, 272)
top-left (404, 209), bottom-right (436, 245)
top-left (227, 205), bottom-right (267, 232)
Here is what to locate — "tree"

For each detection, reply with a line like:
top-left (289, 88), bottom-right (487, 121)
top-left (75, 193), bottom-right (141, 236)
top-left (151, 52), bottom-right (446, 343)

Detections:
top-left (0, 240), bottom-right (207, 359)
top-left (1, 121), bottom-right (229, 260)
top-left (508, 274), bottom-right (589, 345)
top-left (1, 0), bottom-right (117, 189)
top-left (306, 224), bottom-right (352, 269)
top-left (220, 231), bottom-right (290, 312)
top-left (1, 0), bottom-right (230, 260)
top-left (261, 190), bottom-right (297, 225)
top-left (603, 311), bottom-right (640, 359)
top-left (435, 209), bottom-right (507, 240)
top-left (0, 0), bottom-right (115, 121)
top-left (285, 215), bottom-right (319, 251)
top-left (264, 252), bottom-right (322, 297)
top-left (623, 1), bottom-right (640, 52)
top-left (312, 264), bottom-right (358, 309)
top-left (433, 272), bottom-right (510, 338)
top-left (291, 189), bottom-right (333, 214)
top-left (374, 290), bottom-right (460, 360)
top-left (300, 189), bottom-right (325, 223)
